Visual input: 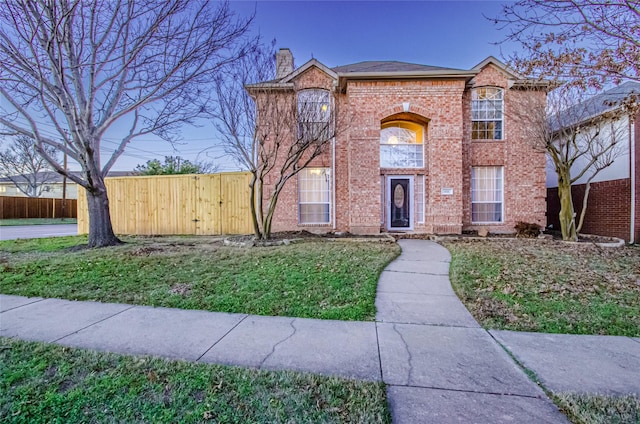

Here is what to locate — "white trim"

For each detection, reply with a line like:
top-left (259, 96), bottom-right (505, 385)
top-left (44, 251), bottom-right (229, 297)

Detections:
top-left (471, 166), bottom-right (504, 224)
top-left (332, 136), bottom-right (336, 230)
top-left (298, 168), bottom-right (331, 225)
top-left (471, 87), bottom-right (504, 141)
top-left (280, 59), bottom-right (338, 83)
top-left (416, 175), bottom-right (425, 224)
top-left (386, 175), bottom-right (414, 231)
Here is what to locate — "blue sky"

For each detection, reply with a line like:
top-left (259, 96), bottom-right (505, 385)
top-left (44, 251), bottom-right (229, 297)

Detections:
top-left (109, 0), bottom-right (516, 171)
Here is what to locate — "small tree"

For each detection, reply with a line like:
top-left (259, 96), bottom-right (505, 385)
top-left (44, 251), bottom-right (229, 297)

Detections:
top-left (516, 85), bottom-right (634, 241)
top-left (0, 135), bottom-right (59, 197)
top-left (0, 0), bottom-right (252, 247)
top-left (135, 156), bottom-right (216, 175)
top-left (212, 44), bottom-right (341, 240)
top-left (494, 0), bottom-right (639, 88)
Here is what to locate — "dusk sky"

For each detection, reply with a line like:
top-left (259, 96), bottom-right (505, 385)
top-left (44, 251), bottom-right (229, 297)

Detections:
top-left (104, 0), bottom-right (517, 172)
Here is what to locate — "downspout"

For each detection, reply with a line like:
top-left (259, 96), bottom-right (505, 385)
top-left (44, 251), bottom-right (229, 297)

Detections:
top-left (630, 115), bottom-right (636, 244)
top-left (332, 135), bottom-right (336, 231)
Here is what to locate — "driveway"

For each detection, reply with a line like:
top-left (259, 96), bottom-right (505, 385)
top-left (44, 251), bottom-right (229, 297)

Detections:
top-left (0, 224), bottom-right (78, 240)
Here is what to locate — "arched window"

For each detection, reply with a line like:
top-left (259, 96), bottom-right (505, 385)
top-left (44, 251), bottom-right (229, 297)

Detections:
top-left (380, 121), bottom-right (424, 168)
top-left (471, 87), bottom-right (503, 140)
top-left (297, 89), bottom-right (331, 141)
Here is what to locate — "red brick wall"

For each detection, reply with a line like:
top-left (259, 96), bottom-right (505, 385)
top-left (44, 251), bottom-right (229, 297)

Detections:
top-left (348, 79), bottom-right (466, 234)
top-left (259, 62), bottom-right (547, 236)
top-left (267, 67), bottom-right (335, 233)
top-left (547, 178), bottom-right (632, 241)
top-left (635, 111), bottom-right (639, 242)
top-left (461, 65), bottom-right (547, 234)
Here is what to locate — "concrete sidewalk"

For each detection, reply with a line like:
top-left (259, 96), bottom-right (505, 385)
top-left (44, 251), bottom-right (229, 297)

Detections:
top-left (1, 239), bottom-right (639, 423)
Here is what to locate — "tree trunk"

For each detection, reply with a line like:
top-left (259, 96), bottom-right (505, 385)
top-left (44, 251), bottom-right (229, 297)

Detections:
top-left (261, 189), bottom-right (281, 240)
top-left (576, 181), bottom-right (592, 234)
top-left (85, 180), bottom-right (121, 247)
top-left (557, 179), bottom-right (577, 241)
top-left (248, 173), bottom-right (262, 239)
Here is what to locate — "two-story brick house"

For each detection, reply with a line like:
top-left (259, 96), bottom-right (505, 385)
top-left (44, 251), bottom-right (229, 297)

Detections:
top-left (251, 48), bottom-right (547, 235)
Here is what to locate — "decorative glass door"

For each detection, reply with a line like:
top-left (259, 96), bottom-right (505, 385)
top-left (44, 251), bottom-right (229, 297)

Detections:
top-left (387, 177), bottom-right (413, 230)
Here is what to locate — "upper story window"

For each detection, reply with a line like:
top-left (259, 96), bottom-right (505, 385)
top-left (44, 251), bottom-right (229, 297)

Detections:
top-left (472, 87), bottom-right (503, 140)
top-left (380, 121), bottom-right (424, 168)
top-left (297, 89), bottom-right (331, 141)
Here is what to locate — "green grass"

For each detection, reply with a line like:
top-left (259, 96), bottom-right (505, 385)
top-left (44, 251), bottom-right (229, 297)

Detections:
top-left (0, 218), bottom-right (77, 226)
top-left (0, 337), bottom-right (390, 424)
top-left (0, 235), bottom-right (87, 253)
top-left (554, 393), bottom-right (640, 424)
top-left (443, 239), bottom-right (640, 336)
top-left (0, 236), bottom-right (400, 321)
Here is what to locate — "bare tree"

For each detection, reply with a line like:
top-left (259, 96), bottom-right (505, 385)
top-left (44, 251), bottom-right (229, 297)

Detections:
top-left (0, 135), bottom-right (59, 197)
top-left (494, 0), bottom-right (640, 88)
top-left (516, 85), bottom-right (634, 241)
top-left (0, 0), bottom-right (252, 246)
top-left (212, 44), bottom-right (341, 240)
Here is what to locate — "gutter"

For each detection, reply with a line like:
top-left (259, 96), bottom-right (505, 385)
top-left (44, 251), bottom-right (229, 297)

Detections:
top-left (337, 70), bottom-right (476, 92)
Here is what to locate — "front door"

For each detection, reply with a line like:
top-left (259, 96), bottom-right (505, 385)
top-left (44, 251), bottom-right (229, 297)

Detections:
top-left (387, 177), bottom-right (413, 230)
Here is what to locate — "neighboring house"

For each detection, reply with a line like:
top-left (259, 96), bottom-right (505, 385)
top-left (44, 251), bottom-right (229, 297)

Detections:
top-left (250, 49), bottom-right (548, 235)
top-left (0, 171), bottom-right (135, 199)
top-left (547, 82), bottom-right (640, 242)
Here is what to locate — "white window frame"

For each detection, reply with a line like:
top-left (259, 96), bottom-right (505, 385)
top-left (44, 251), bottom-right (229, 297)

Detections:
top-left (297, 89), bottom-right (331, 141)
top-left (298, 167), bottom-right (331, 224)
top-left (380, 122), bottom-right (424, 168)
top-left (415, 175), bottom-right (425, 224)
top-left (386, 175), bottom-right (414, 231)
top-left (471, 166), bottom-right (504, 224)
top-left (471, 87), bottom-right (504, 140)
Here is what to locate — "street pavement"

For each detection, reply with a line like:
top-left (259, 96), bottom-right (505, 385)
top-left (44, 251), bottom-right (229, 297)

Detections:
top-left (1, 239), bottom-right (638, 423)
top-left (0, 224), bottom-right (77, 240)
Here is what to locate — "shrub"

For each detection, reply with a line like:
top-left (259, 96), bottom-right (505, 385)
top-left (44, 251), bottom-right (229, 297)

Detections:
top-left (514, 221), bottom-right (541, 238)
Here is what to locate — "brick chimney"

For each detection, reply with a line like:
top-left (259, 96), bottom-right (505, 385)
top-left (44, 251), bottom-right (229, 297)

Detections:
top-left (276, 48), bottom-right (294, 79)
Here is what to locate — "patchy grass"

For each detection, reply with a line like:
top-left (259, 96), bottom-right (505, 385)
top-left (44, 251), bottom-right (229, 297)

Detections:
top-left (443, 239), bottom-right (640, 336)
top-left (0, 235), bottom-right (87, 253)
top-left (0, 337), bottom-right (390, 424)
top-left (0, 236), bottom-right (400, 321)
top-left (0, 218), bottom-right (77, 226)
top-left (554, 393), bottom-right (640, 424)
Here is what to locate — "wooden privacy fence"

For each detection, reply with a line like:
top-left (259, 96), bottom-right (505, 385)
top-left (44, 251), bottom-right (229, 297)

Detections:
top-left (77, 172), bottom-right (253, 235)
top-left (1, 196), bottom-right (77, 219)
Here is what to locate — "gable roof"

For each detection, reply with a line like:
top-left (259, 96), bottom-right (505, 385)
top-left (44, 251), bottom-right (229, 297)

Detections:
top-left (581, 81), bottom-right (640, 116)
top-left (280, 58), bottom-right (338, 83)
top-left (332, 61), bottom-right (466, 74)
top-left (249, 51), bottom-right (549, 91)
top-left (551, 82), bottom-right (640, 130)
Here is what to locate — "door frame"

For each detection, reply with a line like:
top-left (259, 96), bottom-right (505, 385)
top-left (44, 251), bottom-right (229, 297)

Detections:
top-left (386, 175), bottom-right (414, 231)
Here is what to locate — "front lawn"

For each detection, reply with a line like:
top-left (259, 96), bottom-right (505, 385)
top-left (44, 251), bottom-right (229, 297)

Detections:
top-left (0, 218), bottom-right (77, 226)
top-left (554, 393), bottom-right (640, 424)
top-left (443, 239), bottom-right (640, 336)
top-left (0, 236), bottom-right (400, 321)
top-left (0, 338), bottom-right (390, 424)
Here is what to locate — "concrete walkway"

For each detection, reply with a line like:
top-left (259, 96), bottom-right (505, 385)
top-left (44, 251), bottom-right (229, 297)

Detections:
top-left (1, 239), bottom-right (639, 423)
